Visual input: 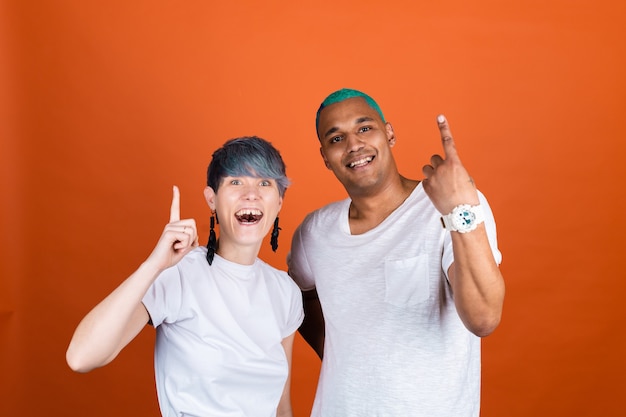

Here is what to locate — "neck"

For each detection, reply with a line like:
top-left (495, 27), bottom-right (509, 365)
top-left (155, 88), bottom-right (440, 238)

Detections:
top-left (215, 240), bottom-right (260, 266)
top-left (347, 176), bottom-right (419, 235)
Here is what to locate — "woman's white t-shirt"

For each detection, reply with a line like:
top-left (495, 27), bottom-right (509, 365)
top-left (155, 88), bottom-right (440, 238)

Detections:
top-left (142, 248), bottom-right (304, 417)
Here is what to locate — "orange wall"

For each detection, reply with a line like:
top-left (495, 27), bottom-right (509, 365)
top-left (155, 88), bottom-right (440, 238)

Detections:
top-left (1, 1), bottom-right (625, 416)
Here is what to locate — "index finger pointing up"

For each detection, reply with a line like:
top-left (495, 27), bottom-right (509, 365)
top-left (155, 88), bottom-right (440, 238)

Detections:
top-left (437, 114), bottom-right (459, 160)
top-left (170, 185), bottom-right (180, 222)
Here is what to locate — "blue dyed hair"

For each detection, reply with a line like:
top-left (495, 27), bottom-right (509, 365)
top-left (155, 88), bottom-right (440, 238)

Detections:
top-left (315, 88), bottom-right (386, 139)
top-left (207, 136), bottom-right (290, 197)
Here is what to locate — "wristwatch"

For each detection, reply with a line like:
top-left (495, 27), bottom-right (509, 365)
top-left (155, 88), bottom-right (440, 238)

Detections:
top-left (441, 204), bottom-right (485, 233)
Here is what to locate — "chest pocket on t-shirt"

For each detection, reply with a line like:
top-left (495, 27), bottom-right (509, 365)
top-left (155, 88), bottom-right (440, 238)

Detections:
top-left (384, 255), bottom-right (430, 307)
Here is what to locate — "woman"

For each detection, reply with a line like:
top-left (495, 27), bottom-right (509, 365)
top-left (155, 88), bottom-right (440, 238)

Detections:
top-left (66, 136), bottom-right (303, 417)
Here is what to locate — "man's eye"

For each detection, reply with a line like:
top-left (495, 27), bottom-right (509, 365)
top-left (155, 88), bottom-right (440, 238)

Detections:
top-left (359, 126), bottom-right (371, 133)
top-left (330, 135), bottom-right (342, 143)
top-left (260, 180), bottom-right (271, 186)
top-left (230, 179), bottom-right (241, 185)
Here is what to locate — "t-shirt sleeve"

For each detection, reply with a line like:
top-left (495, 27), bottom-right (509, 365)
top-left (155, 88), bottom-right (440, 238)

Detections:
top-left (442, 191), bottom-right (503, 276)
top-left (282, 279), bottom-right (304, 339)
top-left (286, 220), bottom-right (316, 291)
top-left (141, 265), bottom-right (184, 327)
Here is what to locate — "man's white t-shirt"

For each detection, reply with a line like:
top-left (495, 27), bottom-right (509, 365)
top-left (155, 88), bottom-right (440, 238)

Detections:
top-left (288, 183), bottom-right (502, 417)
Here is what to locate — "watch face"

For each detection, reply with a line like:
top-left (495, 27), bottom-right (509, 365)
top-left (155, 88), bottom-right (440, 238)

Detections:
top-left (452, 207), bottom-right (476, 230)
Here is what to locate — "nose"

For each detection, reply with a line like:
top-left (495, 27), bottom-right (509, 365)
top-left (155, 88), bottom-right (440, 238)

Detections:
top-left (241, 183), bottom-right (261, 200)
top-left (345, 132), bottom-right (364, 153)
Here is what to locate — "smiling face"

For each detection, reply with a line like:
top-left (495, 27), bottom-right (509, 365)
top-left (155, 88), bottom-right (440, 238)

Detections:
top-left (204, 175), bottom-right (282, 264)
top-left (317, 97), bottom-right (398, 197)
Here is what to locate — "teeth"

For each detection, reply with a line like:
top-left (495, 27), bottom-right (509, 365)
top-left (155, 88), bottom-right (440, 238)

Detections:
top-left (349, 156), bottom-right (373, 168)
top-left (235, 209), bottom-right (262, 216)
top-left (235, 208), bottom-right (263, 223)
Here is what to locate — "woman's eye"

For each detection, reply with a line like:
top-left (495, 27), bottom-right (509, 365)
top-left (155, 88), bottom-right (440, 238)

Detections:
top-left (230, 179), bottom-right (241, 185)
top-left (260, 180), bottom-right (271, 186)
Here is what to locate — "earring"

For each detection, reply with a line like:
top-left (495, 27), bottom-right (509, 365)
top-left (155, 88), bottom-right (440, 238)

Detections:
top-left (206, 213), bottom-right (217, 265)
top-left (270, 217), bottom-right (281, 252)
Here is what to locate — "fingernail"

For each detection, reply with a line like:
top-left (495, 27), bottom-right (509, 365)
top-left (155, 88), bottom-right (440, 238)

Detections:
top-left (437, 115), bottom-right (446, 124)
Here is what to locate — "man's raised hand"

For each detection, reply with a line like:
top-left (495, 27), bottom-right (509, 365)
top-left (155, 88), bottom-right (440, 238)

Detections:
top-left (421, 115), bottom-right (480, 215)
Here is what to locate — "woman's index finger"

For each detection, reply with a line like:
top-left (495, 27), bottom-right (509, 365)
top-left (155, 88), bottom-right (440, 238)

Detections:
top-left (170, 185), bottom-right (180, 222)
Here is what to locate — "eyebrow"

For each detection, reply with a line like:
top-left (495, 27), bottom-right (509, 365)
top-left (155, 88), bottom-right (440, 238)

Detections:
top-left (322, 116), bottom-right (376, 139)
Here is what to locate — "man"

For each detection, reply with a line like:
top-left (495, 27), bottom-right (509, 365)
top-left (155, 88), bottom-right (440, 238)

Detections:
top-left (287, 88), bottom-right (504, 416)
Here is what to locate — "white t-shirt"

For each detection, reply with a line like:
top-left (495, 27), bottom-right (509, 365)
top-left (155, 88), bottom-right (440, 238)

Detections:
top-left (142, 248), bottom-right (304, 417)
top-left (288, 183), bottom-right (502, 417)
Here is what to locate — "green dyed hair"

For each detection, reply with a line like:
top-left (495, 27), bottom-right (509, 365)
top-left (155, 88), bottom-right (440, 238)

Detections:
top-left (315, 88), bottom-right (386, 139)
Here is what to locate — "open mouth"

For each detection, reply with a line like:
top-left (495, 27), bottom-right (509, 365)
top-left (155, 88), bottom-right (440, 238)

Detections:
top-left (347, 156), bottom-right (374, 168)
top-left (235, 209), bottom-right (263, 224)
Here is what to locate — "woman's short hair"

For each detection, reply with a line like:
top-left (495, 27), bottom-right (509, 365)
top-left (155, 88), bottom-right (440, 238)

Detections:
top-left (207, 136), bottom-right (290, 197)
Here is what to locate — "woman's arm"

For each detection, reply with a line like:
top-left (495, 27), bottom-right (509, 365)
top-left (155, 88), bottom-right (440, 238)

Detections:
top-left (65, 262), bottom-right (159, 372)
top-left (277, 332), bottom-right (297, 417)
top-left (66, 186), bottom-right (198, 372)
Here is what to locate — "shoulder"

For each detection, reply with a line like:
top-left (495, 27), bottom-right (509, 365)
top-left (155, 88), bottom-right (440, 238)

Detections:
top-left (298, 198), bottom-right (350, 230)
top-left (156, 247), bottom-right (209, 287)
top-left (256, 259), bottom-right (292, 282)
top-left (256, 259), bottom-right (301, 293)
top-left (176, 246), bottom-right (209, 271)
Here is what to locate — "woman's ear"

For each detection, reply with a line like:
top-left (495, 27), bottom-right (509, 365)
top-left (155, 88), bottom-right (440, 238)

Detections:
top-left (204, 186), bottom-right (216, 211)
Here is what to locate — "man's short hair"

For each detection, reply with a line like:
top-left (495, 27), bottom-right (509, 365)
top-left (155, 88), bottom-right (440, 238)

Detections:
top-left (315, 88), bottom-right (386, 139)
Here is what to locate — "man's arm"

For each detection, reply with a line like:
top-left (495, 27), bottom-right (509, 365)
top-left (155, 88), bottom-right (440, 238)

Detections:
top-left (298, 288), bottom-right (325, 359)
top-left (422, 115), bottom-right (505, 337)
top-left (448, 226), bottom-right (504, 336)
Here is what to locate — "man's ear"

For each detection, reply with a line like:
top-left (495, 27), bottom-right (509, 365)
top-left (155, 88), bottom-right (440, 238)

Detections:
top-left (204, 186), bottom-right (216, 211)
top-left (319, 147), bottom-right (331, 169)
top-left (386, 122), bottom-right (396, 147)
